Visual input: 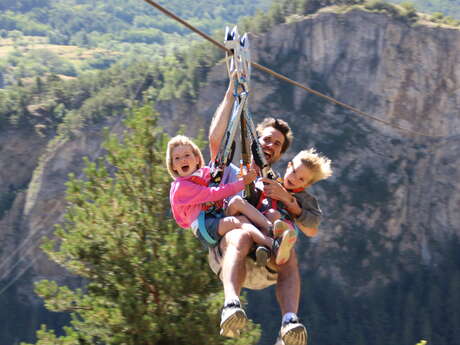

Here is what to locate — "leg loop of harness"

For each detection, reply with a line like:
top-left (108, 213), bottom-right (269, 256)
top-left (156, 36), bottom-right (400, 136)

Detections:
top-left (196, 209), bottom-right (224, 248)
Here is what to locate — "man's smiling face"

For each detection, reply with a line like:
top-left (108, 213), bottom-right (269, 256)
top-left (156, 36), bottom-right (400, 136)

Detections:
top-left (258, 126), bottom-right (285, 164)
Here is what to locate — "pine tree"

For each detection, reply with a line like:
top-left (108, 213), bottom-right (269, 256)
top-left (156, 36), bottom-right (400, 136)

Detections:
top-left (23, 104), bottom-right (260, 345)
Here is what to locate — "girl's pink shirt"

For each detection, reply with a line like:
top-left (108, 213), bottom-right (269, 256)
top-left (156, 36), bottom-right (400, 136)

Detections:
top-left (169, 166), bottom-right (245, 228)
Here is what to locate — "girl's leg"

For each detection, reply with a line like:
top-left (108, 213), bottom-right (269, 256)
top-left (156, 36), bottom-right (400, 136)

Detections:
top-left (265, 208), bottom-right (281, 223)
top-left (226, 196), bottom-right (272, 234)
top-left (218, 216), bottom-right (274, 249)
top-left (264, 209), bottom-right (296, 238)
top-left (217, 216), bottom-right (294, 266)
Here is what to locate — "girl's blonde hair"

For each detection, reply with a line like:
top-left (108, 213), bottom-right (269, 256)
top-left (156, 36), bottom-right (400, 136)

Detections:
top-left (166, 135), bottom-right (205, 179)
top-left (294, 148), bottom-right (333, 185)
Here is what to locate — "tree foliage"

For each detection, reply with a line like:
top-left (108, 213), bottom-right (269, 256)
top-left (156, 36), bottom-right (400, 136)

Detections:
top-left (0, 33), bottom-right (224, 140)
top-left (21, 104), bottom-right (260, 345)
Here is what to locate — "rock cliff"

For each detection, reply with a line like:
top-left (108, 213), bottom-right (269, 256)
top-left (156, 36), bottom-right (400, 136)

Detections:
top-left (0, 6), bottom-right (459, 342)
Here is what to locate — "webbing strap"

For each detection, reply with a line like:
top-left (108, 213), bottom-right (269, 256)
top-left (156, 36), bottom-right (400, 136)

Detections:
top-left (293, 223), bottom-right (300, 236)
top-left (198, 211), bottom-right (217, 245)
top-left (278, 208), bottom-right (300, 236)
top-left (256, 190), bottom-right (277, 211)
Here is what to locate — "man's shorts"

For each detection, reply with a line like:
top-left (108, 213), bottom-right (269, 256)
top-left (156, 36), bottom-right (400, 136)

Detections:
top-left (208, 244), bottom-right (278, 290)
top-left (190, 210), bottom-right (224, 248)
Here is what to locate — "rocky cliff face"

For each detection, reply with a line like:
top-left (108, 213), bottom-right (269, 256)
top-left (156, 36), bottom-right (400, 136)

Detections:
top-left (193, 7), bottom-right (460, 289)
top-left (0, 6), bottom-right (459, 339)
top-left (244, 8), bottom-right (460, 288)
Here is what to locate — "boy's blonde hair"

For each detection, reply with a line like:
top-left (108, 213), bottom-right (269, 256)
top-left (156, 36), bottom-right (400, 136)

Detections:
top-left (166, 135), bottom-right (205, 179)
top-left (294, 148), bottom-right (333, 185)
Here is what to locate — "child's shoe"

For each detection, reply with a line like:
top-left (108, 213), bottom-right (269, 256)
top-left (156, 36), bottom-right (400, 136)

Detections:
top-left (273, 219), bottom-right (291, 238)
top-left (255, 245), bottom-right (271, 266)
top-left (272, 228), bottom-right (297, 265)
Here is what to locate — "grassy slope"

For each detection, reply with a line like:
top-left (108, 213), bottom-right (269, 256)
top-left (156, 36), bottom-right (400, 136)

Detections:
top-left (0, 0), bottom-right (272, 86)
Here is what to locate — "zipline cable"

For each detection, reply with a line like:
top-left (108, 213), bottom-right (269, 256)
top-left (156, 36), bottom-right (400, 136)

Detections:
top-left (142, 0), bottom-right (456, 139)
top-left (0, 256), bottom-right (39, 297)
top-left (0, 221), bottom-right (50, 278)
top-left (0, 143), bottom-right (109, 297)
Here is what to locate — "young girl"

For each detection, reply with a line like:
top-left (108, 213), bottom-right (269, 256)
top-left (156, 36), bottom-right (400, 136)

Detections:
top-left (166, 135), bottom-right (295, 265)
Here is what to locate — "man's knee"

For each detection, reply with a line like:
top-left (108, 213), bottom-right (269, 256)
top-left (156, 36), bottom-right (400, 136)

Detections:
top-left (224, 228), bottom-right (254, 254)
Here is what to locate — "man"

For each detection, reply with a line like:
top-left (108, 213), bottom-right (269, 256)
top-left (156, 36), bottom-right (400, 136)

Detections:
top-left (207, 76), bottom-right (310, 345)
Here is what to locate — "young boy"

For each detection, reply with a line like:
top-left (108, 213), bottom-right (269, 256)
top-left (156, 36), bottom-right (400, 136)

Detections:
top-left (259, 147), bottom-right (333, 244)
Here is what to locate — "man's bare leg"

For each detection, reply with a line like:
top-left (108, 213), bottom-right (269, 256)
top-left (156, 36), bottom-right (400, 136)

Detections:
top-left (218, 215), bottom-right (274, 250)
top-left (276, 251), bottom-right (300, 315)
top-left (220, 229), bottom-right (253, 299)
top-left (219, 229), bottom-right (254, 337)
top-left (275, 251), bottom-right (307, 345)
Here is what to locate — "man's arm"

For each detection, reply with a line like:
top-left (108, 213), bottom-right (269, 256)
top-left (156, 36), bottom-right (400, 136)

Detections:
top-left (209, 76), bottom-right (236, 161)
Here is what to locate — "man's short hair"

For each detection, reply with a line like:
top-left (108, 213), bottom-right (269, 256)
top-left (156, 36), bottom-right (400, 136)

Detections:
top-left (256, 117), bottom-right (293, 153)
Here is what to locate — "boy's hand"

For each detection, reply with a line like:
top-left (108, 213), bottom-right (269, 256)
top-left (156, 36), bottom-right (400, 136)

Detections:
top-left (241, 169), bottom-right (257, 185)
top-left (260, 177), bottom-right (290, 203)
top-left (261, 178), bottom-right (302, 218)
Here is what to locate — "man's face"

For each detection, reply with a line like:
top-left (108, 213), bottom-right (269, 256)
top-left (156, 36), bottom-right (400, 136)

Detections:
top-left (258, 126), bottom-right (285, 164)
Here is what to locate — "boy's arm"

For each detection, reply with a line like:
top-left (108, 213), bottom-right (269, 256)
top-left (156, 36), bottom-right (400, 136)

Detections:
top-left (261, 178), bottom-right (322, 236)
top-left (296, 223), bottom-right (318, 237)
top-left (260, 178), bottom-right (303, 216)
top-left (282, 192), bottom-right (321, 237)
top-left (292, 191), bottom-right (322, 235)
top-left (209, 77), bottom-right (235, 161)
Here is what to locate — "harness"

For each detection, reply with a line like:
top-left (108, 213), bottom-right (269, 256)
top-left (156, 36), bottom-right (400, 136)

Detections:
top-left (193, 27), bottom-right (292, 247)
top-left (210, 26), bottom-right (280, 199)
top-left (188, 175), bottom-right (223, 211)
top-left (255, 179), bottom-right (304, 236)
top-left (188, 174), bottom-right (224, 247)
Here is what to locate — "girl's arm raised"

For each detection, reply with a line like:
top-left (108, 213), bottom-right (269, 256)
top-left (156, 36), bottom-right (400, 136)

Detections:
top-left (171, 179), bottom-right (245, 206)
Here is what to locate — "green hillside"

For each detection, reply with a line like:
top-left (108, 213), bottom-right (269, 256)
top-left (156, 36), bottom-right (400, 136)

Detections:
top-left (1, 0), bottom-right (458, 88)
top-left (0, 0), bottom-right (272, 87)
top-left (390, 0), bottom-right (460, 19)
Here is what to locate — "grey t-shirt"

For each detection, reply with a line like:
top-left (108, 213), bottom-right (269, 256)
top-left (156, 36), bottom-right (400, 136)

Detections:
top-left (288, 190), bottom-right (322, 228)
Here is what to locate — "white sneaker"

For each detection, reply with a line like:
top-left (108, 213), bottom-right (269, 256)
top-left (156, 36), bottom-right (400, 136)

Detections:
top-left (279, 315), bottom-right (307, 345)
top-left (220, 300), bottom-right (248, 338)
top-left (273, 219), bottom-right (290, 237)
